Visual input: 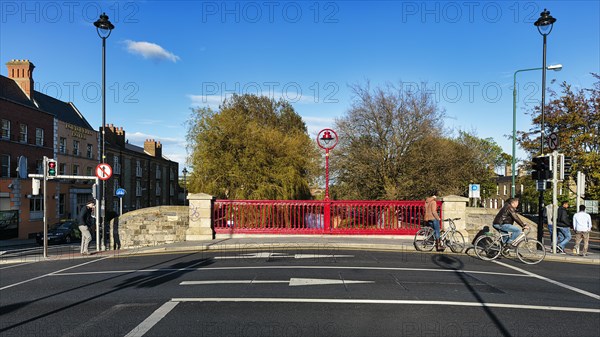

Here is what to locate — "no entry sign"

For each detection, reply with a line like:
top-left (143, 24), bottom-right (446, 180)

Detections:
top-left (96, 163), bottom-right (113, 181)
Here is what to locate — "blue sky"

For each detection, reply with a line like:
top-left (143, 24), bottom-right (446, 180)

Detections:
top-left (2, 1), bottom-right (599, 174)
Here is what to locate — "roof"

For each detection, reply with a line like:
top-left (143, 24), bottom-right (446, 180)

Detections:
top-left (0, 74), bottom-right (94, 130)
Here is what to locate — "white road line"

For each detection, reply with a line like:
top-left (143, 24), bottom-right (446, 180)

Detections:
top-left (171, 297), bottom-right (600, 313)
top-left (181, 280), bottom-right (288, 285)
top-left (0, 262), bottom-right (35, 270)
top-left (493, 260), bottom-right (600, 300)
top-left (49, 265), bottom-right (531, 278)
top-left (124, 301), bottom-right (179, 337)
top-left (0, 256), bottom-right (110, 291)
top-left (180, 278), bottom-right (375, 287)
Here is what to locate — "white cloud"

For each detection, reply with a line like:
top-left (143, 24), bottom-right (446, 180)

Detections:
top-left (123, 40), bottom-right (180, 63)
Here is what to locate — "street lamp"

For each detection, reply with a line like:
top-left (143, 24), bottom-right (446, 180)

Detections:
top-left (182, 167), bottom-right (188, 206)
top-left (534, 8), bottom-right (556, 243)
top-left (94, 12), bottom-right (114, 250)
top-left (317, 129), bottom-right (338, 232)
top-left (511, 64), bottom-right (562, 197)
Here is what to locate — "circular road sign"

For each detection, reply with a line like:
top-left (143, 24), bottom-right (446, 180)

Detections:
top-left (115, 188), bottom-right (126, 198)
top-left (96, 163), bottom-right (113, 181)
top-left (316, 128), bottom-right (339, 150)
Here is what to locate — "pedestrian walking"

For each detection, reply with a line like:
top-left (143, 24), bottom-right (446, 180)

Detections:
top-left (424, 192), bottom-right (443, 251)
top-left (572, 205), bottom-right (592, 256)
top-left (556, 200), bottom-right (572, 254)
top-left (78, 200), bottom-right (95, 255)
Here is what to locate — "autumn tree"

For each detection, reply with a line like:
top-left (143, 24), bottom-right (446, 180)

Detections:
top-left (517, 74), bottom-right (600, 200)
top-left (331, 82), bottom-right (445, 199)
top-left (186, 94), bottom-right (320, 199)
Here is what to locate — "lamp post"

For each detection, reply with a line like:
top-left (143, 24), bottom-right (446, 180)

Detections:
top-left (94, 12), bottom-right (114, 250)
top-left (511, 64), bottom-right (562, 197)
top-left (534, 8), bottom-right (556, 243)
top-left (317, 129), bottom-right (338, 233)
top-left (182, 167), bottom-right (188, 206)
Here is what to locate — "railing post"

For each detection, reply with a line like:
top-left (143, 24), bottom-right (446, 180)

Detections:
top-left (186, 193), bottom-right (216, 241)
top-left (324, 200), bottom-right (331, 233)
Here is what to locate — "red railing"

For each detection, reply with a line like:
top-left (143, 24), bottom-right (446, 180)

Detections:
top-left (214, 200), bottom-right (441, 235)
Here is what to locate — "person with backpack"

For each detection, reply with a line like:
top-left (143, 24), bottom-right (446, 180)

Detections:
top-left (556, 200), bottom-right (572, 254)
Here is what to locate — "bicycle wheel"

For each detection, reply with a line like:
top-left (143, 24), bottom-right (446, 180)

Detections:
top-left (446, 231), bottom-right (465, 253)
top-left (473, 235), bottom-right (502, 261)
top-left (414, 227), bottom-right (435, 252)
top-left (516, 239), bottom-right (545, 264)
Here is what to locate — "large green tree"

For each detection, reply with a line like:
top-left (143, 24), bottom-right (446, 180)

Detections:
top-left (186, 94), bottom-right (320, 199)
top-left (517, 74), bottom-right (600, 200)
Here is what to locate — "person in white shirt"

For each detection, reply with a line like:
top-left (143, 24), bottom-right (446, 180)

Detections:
top-left (572, 205), bottom-right (592, 256)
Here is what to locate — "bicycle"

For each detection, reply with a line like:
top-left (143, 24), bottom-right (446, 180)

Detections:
top-left (473, 226), bottom-right (545, 265)
top-left (414, 218), bottom-right (465, 253)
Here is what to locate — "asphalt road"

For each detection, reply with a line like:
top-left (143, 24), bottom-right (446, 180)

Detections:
top-left (1, 249), bottom-right (599, 337)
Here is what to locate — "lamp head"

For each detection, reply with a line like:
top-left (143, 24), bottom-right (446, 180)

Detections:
top-left (534, 9), bottom-right (556, 36)
top-left (547, 64), bottom-right (562, 71)
top-left (94, 13), bottom-right (115, 39)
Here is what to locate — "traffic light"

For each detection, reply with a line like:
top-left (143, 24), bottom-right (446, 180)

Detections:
top-left (531, 156), bottom-right (551, 180)
top-left (562, 156), bottom-right (572, 178)
top-left (47, 159), bottom-right (57, 179)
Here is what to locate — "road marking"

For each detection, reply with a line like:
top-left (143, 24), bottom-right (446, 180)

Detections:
top-left (212, 252), bottom-right (353, 259)
top-left (50, 265), bottom-right (531, 278)
top-left (0, 256), bottom-right (110, 291)
top-left (493, 260), bottom-right (600, 300)
top-left (63, 303), bottom-right (155, 337)
top-left (0, 262), bottom-right (35, 270)
top-left (124, 301), bottom-right (179, 337)
top-left (180, 278), bottom-right (374, 287)
top-left (171, 297), bottom-right (600, 313)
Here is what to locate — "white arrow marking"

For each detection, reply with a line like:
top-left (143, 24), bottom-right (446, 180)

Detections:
top-left (180, 278), bottom-right (373, 287)
top-left (212, 252), bottom-right (353, 260)
top-left (294, 254), bottom-right (354, 259)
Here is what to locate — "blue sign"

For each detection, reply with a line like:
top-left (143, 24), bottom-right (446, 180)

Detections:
top-left (115, 188), bottom-right (126, 198)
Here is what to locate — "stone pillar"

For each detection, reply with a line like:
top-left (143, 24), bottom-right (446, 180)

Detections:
top-left (186, 193), bottom-right (215, 241)
top-left (440, 195), bottom-right (468, 235)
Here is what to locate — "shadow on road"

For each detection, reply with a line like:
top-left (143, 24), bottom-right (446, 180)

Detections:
top-left (432, 254), bottom-right (512, 337)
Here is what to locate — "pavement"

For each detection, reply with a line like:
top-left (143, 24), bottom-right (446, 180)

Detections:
top-left (1, 234), bottom-right (598, 265)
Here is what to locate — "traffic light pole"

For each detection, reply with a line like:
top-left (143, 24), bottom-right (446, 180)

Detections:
top-left (551, 151), bottom-right (558, 254)
top-left (42, 156), bottom-right (48, 258)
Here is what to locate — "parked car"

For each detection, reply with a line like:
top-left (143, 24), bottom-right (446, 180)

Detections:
top-left (36, 221), bottom-right (81, 245)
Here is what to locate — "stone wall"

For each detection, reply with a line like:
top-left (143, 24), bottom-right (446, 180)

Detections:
top-left (464, 206), bottom-right (538, 240)
top-left (110, 206), bottom-right (189, 249)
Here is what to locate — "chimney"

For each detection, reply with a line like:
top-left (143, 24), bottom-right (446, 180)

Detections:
top-left (144, 139), bottom-right (162, 158)
top-left (6, 59), bottom-right (35, 99)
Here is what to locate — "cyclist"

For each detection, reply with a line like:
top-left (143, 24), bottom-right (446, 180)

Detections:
top-left (492, 197), bottom-right (529, 246)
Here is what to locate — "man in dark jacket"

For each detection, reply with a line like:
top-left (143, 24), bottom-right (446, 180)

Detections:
top-left (78, 200), bottom-right (95, 255)
top-left (556, 200), bottom-right (571, 254)
top-left (493, 197), bottom-right (528, 245)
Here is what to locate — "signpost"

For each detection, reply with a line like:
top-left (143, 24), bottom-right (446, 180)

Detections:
top-left (116, 188), bottom-right (126, 215)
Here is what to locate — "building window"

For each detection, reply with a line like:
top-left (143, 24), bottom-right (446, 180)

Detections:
top-left (30, 195), bottom-right (44, 219)
top-left (59, 137), bottom-right (67, 154)
top-left (156, 197), bottom-right (160, 205)
top-left (503, 185), bottom-right (507, 196)
top-left (59, 163), bottom-right (67, 175)
top-left (19, 124), bottom-right (27, 143)
top-left (72, 164), bottom-right (79, 175)
top-left (136, 198), bottom-right (141, 210)
top-left (86, 167), bottom-right (93, 176)
top-left (113, 200), bottom-right (119, 212)
top-left (0, 155), bottom-right (9, 177)
top-left (156, 181), bottom-right (161, 196)
top-left (35, 128), bottom-right (44, 146)
top-left (114, 156), bottom-right (121, 174)
top-left (1, 119), bottom-right (10, 139)
top-left (155, 164), bottom-right (161, 179)
top-left (170, 183), bottom-right (174, 196)
top-left (35, 159), bottom-right (43, 174)
top-left (113, 179), bottom-right (119, 194)
top-left (136, 180), bottom-right (142, 196)
top-left (87, 144), bottom-right (93, 159)
top-left (59, 194), bottom-right (66, 216)
top-left (73, 140), bottom-right (80, 156)
top-left (136, 160), bottom-right (142, 177)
